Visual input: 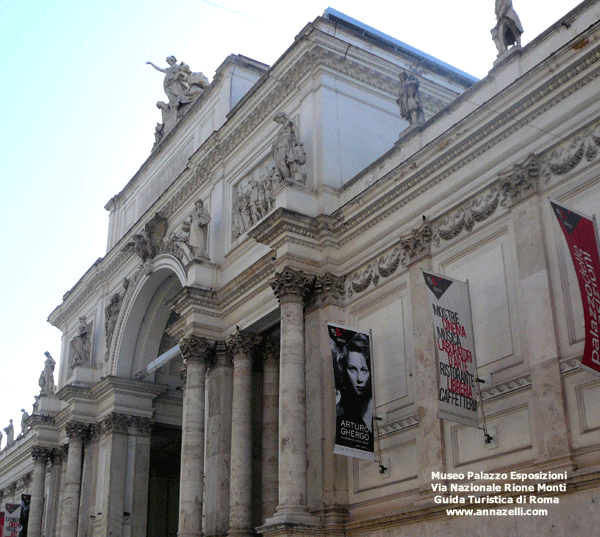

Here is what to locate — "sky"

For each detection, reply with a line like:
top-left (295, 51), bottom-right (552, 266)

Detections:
top-left (0, 0), bottom-right (583, 445)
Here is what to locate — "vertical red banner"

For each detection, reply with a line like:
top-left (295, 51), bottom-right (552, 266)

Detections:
top-left (551, 199), bottom-right (600, 376)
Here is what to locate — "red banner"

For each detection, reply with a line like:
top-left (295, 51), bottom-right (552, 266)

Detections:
top-left (551, 199), bottom-right (600, 376)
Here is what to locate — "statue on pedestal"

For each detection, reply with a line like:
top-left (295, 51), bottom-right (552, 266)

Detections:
top-left (398, 71), bottom-right (425, 128)
top-left (3, 419), bottom-right (14, 446)
top-left (271, 112), bottom-right (307, 185)
top-left (492, 0), bottom-right (523, 55)
top-left (20, 409), bottom-right (29, 436)
top-left (39, 352), bottom-right (56, 395)
top-left (188, 199), bottom-right (211, 258)
top-left (71, 316), bottom-right (91, 367)
top-left (146, 56), bottom-right (209, 109)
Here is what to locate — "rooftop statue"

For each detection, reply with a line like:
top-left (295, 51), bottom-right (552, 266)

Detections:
top-left (398, 71), bottom-right (425, 128)
top-left (146, 56), bottom-right (209, 109)
top-left (3, 419), bottom-right (14, 446)
top-left (271, 112), bottom-right (307, 185)
top-left (492, 0), bottom-right (523, 55)
top-left (39, 351), bottom-right (56, 395)
top-left (20, 409), bottom-right (29, 436)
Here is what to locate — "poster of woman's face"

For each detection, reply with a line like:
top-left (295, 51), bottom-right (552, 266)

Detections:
top-left (328, 323), bottom-right (375, 460)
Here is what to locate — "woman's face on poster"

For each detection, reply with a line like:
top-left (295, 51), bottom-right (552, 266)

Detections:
top-left (346, 351), bottom-right (370, 396)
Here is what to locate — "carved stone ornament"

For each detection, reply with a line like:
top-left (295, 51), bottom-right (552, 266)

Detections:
top-left (399, 219), bottom-right (432, 267)
top-left (312, 272), bottom-right (346, 307)
top-left (271, 112), bottom-right (307, 185)
top-left (104, 280), bottom-right (129, 361)
top-left (544, 125), bottom-right (600, 178)
top-left (179, 335), bottom-right (216, 365)
top-left (123, 212), bottom-right (168, 262)
top-left (20, 409), bottom-right (29, 436)
top-left (31, 446), bottom-right (53, 463)
top-left (226, 329), bottom-right (261, 357)
top-left (100, 413), bottom-right (131, 436)
top-left (434, 186), bottom-right (501, 245)
top-left (270, 267), bottom-right (314, 304)
top-left (232, 166), bottom-right (277, 240)
top-left (500, 154), bottom-right (539, 207)
top-left (131, 416), bottom-right (153, 437)
top-left (65, 421), bottom-right (89, 440)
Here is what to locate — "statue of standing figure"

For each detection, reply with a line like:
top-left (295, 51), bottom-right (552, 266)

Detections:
top-left (4, 419), bottom-right (14, 446)
top-left (492, 0), bottom-right (523, 55)
top-left (20, 409), bottom-right (29, 436)
top-left (39, 352), bottom-right (56, 395)
top-left (398, 71), bottom-right (425, 128)
top-left (271, 112), bottom-right (307, 185)
top-left (71, 316), bottom-right (91, 367)
top-left (188, 199), bottom-right (211, 258)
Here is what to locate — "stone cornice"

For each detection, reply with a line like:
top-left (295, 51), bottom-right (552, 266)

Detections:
top-left (334, 46), bottom-right (600, 248)
top-left (50, 32), bottom-right (600, 333)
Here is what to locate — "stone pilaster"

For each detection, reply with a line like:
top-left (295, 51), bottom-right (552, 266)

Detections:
top-left (29, 446), bottom-right (53, 537)
top-left (98, 413), bottom-right (131, 537)
top-left (130, 417), bottom-right (153, 537)
top-left (226, 329), bottom-right (261, 537)
top-left (204, 341), bottom-right (233, 537)
top-left (55, 445), bottom-right (69, 537)
top-left (179, 335), bottom-right (215, 537)
top-left (509, 191), bottom-right (572, 469)
top-left (409, 256), bottom-right (445, 494)
top-left (304, 273), bottom-right (349, 522)
top-left (62, 422), bottom-right (88, 537)
top-left (44, 448), bottom-right (64, 537)
top-left (261, 338), bottom-right (280, 524)
top-left (267, 268), bottom-right (314, 524)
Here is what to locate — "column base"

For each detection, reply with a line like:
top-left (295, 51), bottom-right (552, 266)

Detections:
top-left (259, 505), bottom-right (318, 530)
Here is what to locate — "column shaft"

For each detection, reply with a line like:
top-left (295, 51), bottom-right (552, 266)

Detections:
top-left (62, 423), bottom-right (87, 537)
top-left (261, 340), bottom-right (279, 524)
top-left (29, 447), bottom-right (51, 537)
top-left (179, 336), bottom-right (213, 537)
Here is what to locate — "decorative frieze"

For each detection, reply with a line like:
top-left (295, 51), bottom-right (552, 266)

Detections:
top-left (378, 414), bottom-right (419, 436)
top-left (500, 154), bottom-right (540, 207)
top-left (543, 123), bottom-right (600, 180)
top-left (480, 374), bottom-right (531, 402)
top-left (270, 267), bottom-right (314, 304)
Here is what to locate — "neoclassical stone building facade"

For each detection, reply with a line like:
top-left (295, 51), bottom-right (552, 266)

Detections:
top-left (3, 2), bottom-right (600, 536)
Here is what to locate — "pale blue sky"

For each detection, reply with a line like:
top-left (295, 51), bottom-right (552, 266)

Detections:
top-left (0, 0), bottom-right (581, 442)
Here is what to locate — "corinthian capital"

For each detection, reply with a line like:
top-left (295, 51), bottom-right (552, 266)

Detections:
top-left (270, 267), bottom-right (314, 304)
top-left (31, 446), bottom-right (53, 463)
top-left (180, 335), bottom-right (216, 364)
top-left (65, 421), bottom-right (89, 440)
top-left (226, 329), bottom-right (261, 356)
top-left (313, 272), bottom-right (346, 307)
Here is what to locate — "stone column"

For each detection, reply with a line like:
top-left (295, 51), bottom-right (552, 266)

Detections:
top-left (204, 342), bottom-right (233, 537)
top-left (62, 422), bottom-right (88, 537)
top-left (227, 329), bottom-right (261, 537)
top-left (260, 338), bottom-right (279, 524)
top-left (179, 335), bottom-right (215, 537)
top-left (29, 446), bottom-right (52, 537)
top-left (268, 267), bottom-right (314, 524)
